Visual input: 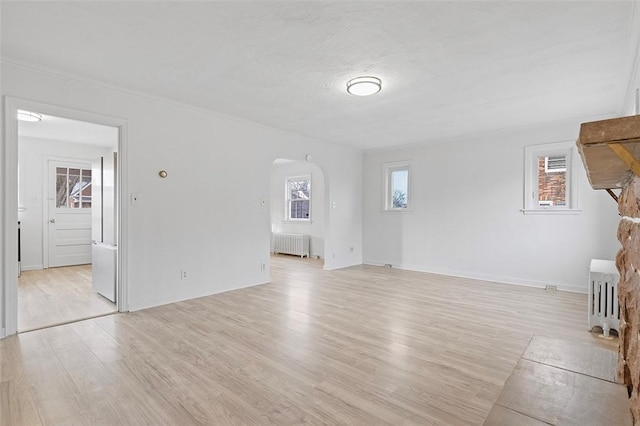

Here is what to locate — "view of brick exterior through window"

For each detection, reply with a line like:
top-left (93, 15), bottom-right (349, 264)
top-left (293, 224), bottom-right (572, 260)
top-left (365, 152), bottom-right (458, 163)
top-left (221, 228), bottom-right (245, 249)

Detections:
top-left (537, 156), bottom-right (566, 206)
top-left (56, 167), bottom-right (92, 209)
top-left (71, 183), bottom-right (93, 208)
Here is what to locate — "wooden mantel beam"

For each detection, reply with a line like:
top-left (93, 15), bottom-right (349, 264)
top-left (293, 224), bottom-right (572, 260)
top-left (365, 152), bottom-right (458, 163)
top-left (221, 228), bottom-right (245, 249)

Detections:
top-left (576, 115), bottom-right (640, 190)
top-left (608, 143), bottom-right (640, 179)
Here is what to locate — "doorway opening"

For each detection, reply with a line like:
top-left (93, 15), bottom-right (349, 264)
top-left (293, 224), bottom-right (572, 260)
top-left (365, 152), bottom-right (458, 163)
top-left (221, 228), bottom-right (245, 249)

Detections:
top-left (17, 112), bottom-right (119, 332)
top-left (269, 158), bottom-right (327, 272)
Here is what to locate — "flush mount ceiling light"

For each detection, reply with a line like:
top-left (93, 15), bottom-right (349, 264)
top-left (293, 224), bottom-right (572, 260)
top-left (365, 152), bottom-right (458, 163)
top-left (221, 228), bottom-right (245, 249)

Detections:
top-left (346, 76), bottom-right (382, 96)
top-left (18, 110), bottom-right (42, 122)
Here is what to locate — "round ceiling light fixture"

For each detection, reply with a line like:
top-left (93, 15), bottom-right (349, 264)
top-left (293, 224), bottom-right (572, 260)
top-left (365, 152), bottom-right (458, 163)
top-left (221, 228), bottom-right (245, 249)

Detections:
top-left (18, 110), bottom-right (43, 122)
top-left (346, 76), bottom-right (381, 96)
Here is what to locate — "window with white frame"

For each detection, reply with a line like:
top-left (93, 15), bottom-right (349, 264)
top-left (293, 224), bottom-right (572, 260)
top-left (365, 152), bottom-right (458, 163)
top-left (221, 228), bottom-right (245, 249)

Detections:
top-left (286, 175), bottom-right (311, 221)
top-left (383, 161), bottom-right (411, 211)
top-left (523, 142), bottom-right (579, 214)
top-left (56, 167), bottom-right (92, 209)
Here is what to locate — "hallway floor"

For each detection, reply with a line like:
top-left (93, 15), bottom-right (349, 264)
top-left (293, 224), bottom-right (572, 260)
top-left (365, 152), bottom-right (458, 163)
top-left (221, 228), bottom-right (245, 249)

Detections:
top-left (18, 265), bottom-right (116, 332)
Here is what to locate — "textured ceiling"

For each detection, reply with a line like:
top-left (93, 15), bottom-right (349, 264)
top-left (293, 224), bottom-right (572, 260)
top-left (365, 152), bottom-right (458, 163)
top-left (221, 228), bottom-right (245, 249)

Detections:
top-left (2, 1), bottom-right (639, 150)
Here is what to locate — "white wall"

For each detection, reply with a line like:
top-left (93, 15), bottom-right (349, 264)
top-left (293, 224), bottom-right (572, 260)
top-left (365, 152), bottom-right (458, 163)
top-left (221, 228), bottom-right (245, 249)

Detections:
top-left (18, 136), bottom-right (112, 270)
top-left (270, 160), bottom-right (325, 258)
top-left (0, 47), bottom-right (4, 335)
top-left (363, 122), bottom-right (620, 293)
top-left (624, 73), bottom-right (639, 115)
top-left (1, 62), bottom-right (363, 330)
top-left (622, 27), bottom-right (639, 116)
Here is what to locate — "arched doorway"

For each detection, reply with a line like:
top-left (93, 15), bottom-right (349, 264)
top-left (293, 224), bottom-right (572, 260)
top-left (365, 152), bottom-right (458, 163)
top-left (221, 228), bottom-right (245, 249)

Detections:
top-left (269, 158), bottom-right (327, 265)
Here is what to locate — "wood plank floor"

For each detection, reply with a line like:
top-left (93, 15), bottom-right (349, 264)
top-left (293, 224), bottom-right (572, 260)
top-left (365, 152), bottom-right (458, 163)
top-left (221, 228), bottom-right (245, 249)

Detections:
top-left (1, 255), bottom-right (620, 425)
top-left (484, 336), bottom-right (631, 425)
top-left (18, 265), bottom-right (117, 332)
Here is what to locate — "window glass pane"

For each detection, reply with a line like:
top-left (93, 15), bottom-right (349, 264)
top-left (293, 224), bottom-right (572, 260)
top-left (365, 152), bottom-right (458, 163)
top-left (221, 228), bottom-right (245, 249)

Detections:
top-left (56, 171), bottom-right (68, 208)
top-left (391, 169), bottom-right (408, 208)
top-left (55, 167), bottom-right (92, 208)
top-left (290, 200), bottom-right (310, 219)
top-left (289, 179), bottom-right (310, 200)
top-left (286, 177), bottom-right (311, 220)
top-left (538, 156), bottom-right (566, 206)
top-left (80, 169), bottom-right (92, 208)
top-left (68, 173), bottom-right (81, 208)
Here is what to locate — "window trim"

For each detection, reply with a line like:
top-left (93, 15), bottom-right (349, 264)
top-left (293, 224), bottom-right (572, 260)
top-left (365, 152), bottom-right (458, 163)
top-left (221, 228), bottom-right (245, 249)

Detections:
top-left (285, 175), bottom-right (311, 222)
top-left (383, 161), bottom-right (412, 212)
top-left (522, 141), bottom-right (581, 215)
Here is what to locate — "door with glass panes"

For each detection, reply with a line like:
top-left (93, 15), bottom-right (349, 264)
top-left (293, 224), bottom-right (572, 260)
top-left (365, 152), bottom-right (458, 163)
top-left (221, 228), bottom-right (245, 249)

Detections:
top-left (47, 160), bottom-right (93, 267)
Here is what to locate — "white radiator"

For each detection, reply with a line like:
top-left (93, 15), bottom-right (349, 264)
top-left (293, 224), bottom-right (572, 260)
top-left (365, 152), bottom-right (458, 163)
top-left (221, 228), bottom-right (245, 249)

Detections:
top-left (273, 233), bottom-right (309, 258)
top-left (588, 259), bottom-right (620, 337)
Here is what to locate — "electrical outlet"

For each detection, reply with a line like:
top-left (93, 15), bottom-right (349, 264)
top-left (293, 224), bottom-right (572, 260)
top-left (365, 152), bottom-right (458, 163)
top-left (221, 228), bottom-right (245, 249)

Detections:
top-left (181, 270), bottom-right (188, 280)
top-left (261, 263), bottom-right (266, 271)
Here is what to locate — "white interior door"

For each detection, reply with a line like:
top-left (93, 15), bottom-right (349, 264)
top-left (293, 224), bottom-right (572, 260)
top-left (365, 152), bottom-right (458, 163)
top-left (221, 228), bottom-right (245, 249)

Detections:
top-left (47, 160), bottom-right (93, 267)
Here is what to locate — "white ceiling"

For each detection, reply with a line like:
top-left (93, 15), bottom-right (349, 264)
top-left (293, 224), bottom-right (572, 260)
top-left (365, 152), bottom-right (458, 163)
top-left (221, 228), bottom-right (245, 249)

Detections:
top-left (19, 113), bottom-right (118, 148)
top-left (2, 1), bottom-right (639, 150)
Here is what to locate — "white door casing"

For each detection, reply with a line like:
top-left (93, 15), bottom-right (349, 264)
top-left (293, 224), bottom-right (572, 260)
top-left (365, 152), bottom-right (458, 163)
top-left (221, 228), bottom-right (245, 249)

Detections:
top-left (2, 97), bottom-right (129, 338)
top-left (47, 160), bottom-right (93, 268)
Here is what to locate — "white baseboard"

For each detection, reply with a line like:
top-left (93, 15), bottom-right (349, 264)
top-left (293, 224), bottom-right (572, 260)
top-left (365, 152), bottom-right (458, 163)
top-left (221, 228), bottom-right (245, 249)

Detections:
top-left (324, 258), bottom-right (361, 271)
top-left (363, 259), bottom-right (586, 294)
top-left (0, 328), bottom-right (5, 339)
top-left (21, 264), bottom-right (44, 272)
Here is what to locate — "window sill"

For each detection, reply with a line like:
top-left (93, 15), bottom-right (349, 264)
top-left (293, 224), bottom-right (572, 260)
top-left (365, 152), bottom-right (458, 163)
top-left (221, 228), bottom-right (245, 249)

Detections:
top-left (282, 220), bottom-right (313, 224)
top-left (521, 208), bottom-right (582, 215)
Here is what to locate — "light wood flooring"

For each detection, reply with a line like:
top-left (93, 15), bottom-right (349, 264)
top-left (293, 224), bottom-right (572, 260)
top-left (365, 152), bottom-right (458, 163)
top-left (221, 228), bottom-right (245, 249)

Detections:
top-left (484, 336), bottom-right (630, 425)
top-left (18, 265), bottom-right (117, 332)
top-left (1, 255), bottom-right (623, 425)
